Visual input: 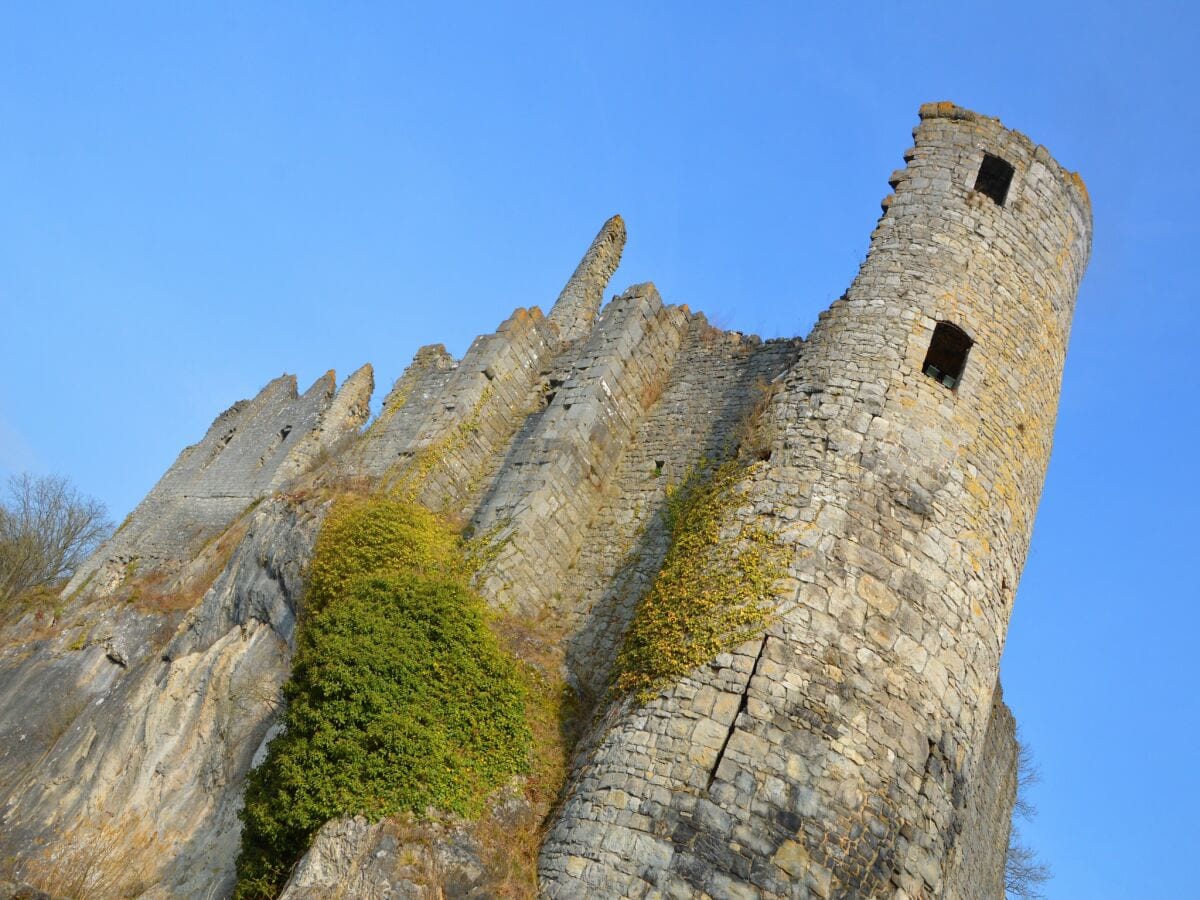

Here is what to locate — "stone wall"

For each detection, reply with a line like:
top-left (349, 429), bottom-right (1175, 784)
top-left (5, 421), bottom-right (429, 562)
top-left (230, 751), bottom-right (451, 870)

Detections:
top-left (65, 365), bottom-right (373, 599)
top-left (558, 320), bottom-right (802, 700)
top-left (472, 283), bottom-right (690, 615)
top-left (352, 344), bottom-right (456, 478)
top-left (548, 215), bottom-right (627, 342)
top-left (388, 307), bottom-right (560, 519)
top-left (944, 683), bottom-right (1017, 899)
top-left (0, 212), bottom-right (629, 898)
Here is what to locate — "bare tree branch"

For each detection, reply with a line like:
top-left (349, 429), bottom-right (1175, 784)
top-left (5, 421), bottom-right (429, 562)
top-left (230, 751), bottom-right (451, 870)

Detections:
top-left (1007, 736), bottom-right (1052, 898)
top-left (1007, 826), bottom-right (1052, 898)
top-left (1012, 738), bottom-right (1041, 821)
top-left (0, 473), bottom-right (113, 605)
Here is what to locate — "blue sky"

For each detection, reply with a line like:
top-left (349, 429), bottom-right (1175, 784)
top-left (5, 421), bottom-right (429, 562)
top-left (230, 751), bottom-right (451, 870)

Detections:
top-left (2, 3), bottom-right (1196, 895)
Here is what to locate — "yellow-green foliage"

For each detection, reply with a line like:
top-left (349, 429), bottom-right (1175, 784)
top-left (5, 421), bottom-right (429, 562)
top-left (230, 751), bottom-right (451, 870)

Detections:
top-left (615, 459), bottom-right (784, 701)
top-left (235, 493), bottom-right (530, 899)
top-left (305, 496), bottom-right (466, 610)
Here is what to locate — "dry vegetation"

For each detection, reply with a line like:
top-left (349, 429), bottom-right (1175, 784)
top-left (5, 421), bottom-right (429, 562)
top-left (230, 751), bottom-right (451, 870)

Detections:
top-left (7, 814), bottom-right (177, 899)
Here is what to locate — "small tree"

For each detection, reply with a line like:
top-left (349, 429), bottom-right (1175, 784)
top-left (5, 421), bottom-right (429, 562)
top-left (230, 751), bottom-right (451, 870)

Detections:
top-left (1007, 738), bottom-right (1052, 898)
top-left (0, 473), bottom-right (112, 606)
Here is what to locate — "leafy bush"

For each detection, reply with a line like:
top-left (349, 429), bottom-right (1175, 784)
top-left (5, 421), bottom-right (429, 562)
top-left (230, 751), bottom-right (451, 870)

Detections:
top-left (235, 496), bottom-right (530, 898)
top-left (305, 495), bottom-right (465, 609)
top-left (615, 459), bottom-right (783, 701)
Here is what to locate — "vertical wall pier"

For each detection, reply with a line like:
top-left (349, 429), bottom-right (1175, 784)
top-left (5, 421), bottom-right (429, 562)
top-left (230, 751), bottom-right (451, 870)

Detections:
top-left (352, 344), bottom-right (457, 478)
top-left (472, 283), bottom-right (689, 616)
top-left (548, 214), bottom-right (627, 342)
top-left (353, 307), bottom-right (559, 518)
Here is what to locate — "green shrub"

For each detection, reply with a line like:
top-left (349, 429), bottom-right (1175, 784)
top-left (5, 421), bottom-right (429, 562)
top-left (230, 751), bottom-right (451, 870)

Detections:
top-left (305, 496), bottom-right (465, 610)
top-left (614, 459), bottom-right (784, 701)
top-left (234, 496), bottom-right (530, 898)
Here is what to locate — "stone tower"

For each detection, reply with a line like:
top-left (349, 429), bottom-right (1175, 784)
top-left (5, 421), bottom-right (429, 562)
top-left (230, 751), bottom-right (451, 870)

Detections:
top-left (540, 103), bottom-right (1091, 897)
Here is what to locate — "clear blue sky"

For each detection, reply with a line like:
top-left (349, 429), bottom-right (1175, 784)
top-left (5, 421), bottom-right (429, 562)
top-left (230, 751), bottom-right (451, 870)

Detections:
top-left (2, 4), bottom-right (1196, 895)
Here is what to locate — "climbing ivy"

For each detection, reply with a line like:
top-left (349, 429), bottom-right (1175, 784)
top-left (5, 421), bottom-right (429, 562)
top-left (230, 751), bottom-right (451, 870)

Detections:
top-left (614, 458), bottom-right (784, 702)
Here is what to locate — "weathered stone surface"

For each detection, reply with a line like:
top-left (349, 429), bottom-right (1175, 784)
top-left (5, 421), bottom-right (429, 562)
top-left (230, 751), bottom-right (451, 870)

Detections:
top-left (556, 317), bottom-right (802, 700)
top-left (278, 815), bottom-right (487, 900)
top-left (548, 214), bottom-right (627, 342)
top-left (0, 882), bottom-right (51, 900)
top-left (64, 365), bottom-right (373, 600)
top-left (944, 686), bottom-right (1017, 899)
top-left (472, 282), bottom-right (691, 615)
top-left (0, 496), bottom-right (322, 898)
top-left (279, 789), bottom-right (536, 900)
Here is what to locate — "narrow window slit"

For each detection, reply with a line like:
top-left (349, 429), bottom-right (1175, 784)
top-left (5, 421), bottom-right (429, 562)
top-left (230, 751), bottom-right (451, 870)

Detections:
top-left (974, 153), bottom-right (1014, 206)
top-left (922, 322), bottom-right (973, 390)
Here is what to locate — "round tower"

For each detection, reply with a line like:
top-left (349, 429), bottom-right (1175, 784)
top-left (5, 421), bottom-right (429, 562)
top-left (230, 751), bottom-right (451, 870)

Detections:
top-left (539, 103), bottom-right (1090, 899)
top-left (729, 101), bottom-right (1092, 895)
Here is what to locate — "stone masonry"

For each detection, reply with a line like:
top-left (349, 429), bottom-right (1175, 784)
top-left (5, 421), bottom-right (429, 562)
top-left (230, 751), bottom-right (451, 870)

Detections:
top-left (548, 214), bottom-right (628, 341)
top-left (0, 102), bottom-right (1088, 898)
top-left (944, 689), bottom-right (1016, 899)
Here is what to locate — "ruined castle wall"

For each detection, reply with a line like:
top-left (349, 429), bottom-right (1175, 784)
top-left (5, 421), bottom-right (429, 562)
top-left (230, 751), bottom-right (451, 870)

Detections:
top-left (558, 321), bottom-right (803, 699)
top-left (396, 214), bottom-right (626, 522)
top-left (265, 364), bottom-right (375, 490)
top-left (354, 308), bottom-right (560, 521)
top-left (472, 284), bottom-right (690, 615)
top-left (540, 103), bottom-right (1090, 898)
top-left (353, 344), bottom-right (457, 477)
top-left (548, 215), bottom-right (627, 342)
top-left (408, 308), bottom-right (561, 519)
top-left (944, 684), bottom-right (1017, 900)
top-left (0, 217), bottom-right (634, 897)
top-left (0, 109), bottom-right (1089, 897)
top-left (65, 369), bottom-right (373, 599)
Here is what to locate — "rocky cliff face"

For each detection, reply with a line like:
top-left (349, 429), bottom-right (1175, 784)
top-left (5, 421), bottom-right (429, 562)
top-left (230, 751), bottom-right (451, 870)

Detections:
top-left (0, 103), bottom-right (1088, 899)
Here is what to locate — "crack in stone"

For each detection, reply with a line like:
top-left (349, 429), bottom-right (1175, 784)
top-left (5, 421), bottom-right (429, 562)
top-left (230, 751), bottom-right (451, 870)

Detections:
top-left (706, 636), bottom-right (769, 791)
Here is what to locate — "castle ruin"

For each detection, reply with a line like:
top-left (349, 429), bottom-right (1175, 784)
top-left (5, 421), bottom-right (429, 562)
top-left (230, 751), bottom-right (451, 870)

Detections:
top-left (0, 102), bottom-right (1090, 899)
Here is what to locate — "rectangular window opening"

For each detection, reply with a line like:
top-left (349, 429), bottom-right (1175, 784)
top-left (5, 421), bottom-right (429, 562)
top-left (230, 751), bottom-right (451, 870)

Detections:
top-left (974, 153), bottom-right (1014, 206)
top-left (922, 322), bottom-right (973, 391)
